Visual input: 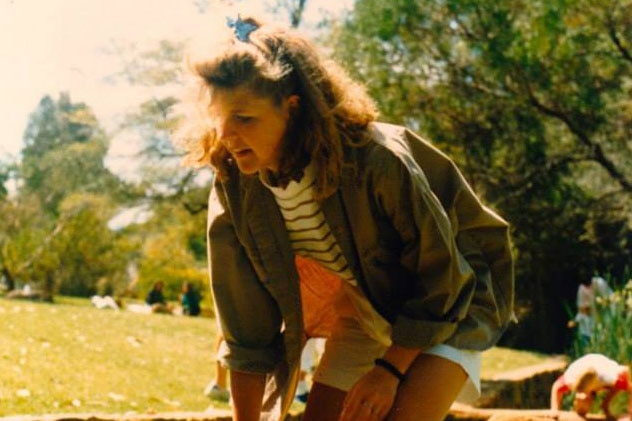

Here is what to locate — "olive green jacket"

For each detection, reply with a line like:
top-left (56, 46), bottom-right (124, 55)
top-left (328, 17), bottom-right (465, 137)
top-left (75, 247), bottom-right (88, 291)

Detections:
top-left (207, 123), bottom-right (515, 420)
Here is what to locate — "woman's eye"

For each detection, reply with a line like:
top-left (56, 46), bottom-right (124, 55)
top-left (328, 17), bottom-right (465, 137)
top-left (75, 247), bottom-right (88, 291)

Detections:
top-left (235, 115), bottom-right (254, 123)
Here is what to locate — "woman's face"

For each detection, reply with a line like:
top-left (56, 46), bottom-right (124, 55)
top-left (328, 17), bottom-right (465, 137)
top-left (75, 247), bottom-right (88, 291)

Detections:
top-left (209, 86), bottom-right (298, 174)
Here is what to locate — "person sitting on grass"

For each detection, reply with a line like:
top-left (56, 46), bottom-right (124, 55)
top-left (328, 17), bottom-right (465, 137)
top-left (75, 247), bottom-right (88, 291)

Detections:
top-left (181, 281), bottom-right (201, 316)
top-left (550, 353), bottom-right (632, 420)
top-left (145, 281), bottom-right (171, 314)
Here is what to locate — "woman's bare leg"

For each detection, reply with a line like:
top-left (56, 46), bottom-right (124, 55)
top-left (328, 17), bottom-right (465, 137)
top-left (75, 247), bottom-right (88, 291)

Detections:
top-left (214, 334), bottom-right (228, 389)
top-left (387, 353), bottom-right (467, 421)
top-left (302, 382), bottom-right (346, 421)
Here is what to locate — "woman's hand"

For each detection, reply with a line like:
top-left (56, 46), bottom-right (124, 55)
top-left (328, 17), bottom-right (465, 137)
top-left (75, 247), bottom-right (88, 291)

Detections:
top-left (339, 366), bottom-right (399, 421)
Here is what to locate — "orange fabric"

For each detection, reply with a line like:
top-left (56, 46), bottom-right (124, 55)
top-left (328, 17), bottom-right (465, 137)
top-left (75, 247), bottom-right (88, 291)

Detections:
top-left (295, 255), bottom-right (343, 339)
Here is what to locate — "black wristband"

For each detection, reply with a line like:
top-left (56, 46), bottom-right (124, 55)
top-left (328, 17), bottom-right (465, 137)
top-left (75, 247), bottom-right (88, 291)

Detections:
top-left (374, 358), bottom-right (406, 382)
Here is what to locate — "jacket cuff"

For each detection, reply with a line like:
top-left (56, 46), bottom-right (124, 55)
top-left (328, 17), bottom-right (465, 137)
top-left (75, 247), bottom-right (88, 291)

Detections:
top-left (391, 316), bottom-right (458, 349)
top-left (217, 339), bottom-right (281, 374)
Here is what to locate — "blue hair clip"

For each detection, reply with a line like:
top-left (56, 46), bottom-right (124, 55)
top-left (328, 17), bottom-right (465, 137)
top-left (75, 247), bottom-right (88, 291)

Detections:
top-left (226, 14), bottom-right (258, 42)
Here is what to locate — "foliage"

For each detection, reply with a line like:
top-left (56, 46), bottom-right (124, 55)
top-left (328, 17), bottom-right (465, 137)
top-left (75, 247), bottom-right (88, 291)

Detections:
top-left (52, 193), bottom-right (128, 297)
top-left (134, 204), bottom-right (210, 304)
top-left (266, 0), bottom-right (309, 28)
top-left (105, 39), bottom-right (185, 87)
top-left (571, 276), bottom-right (632, 364)
top-left (331, 0), bottom-right (632, 352)
top-left (0, 194), bottom-right (50, 291)
top-left (20, 93), bottom-right (121, 216)
top-left (0, 93), bottom-right (128, 299)
top-left (0, 161), bottom-right (10, 198)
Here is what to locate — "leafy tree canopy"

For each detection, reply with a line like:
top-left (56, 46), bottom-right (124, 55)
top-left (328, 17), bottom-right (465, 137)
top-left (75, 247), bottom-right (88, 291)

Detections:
top-left (20, 93), bottom-right (122, 216)
top-left (332, 0), bottom-right (632, 351)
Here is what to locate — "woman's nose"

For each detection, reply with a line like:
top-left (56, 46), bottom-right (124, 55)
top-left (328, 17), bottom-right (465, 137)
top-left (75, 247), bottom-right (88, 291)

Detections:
top-left (216, 119), bottom-right (235, 145)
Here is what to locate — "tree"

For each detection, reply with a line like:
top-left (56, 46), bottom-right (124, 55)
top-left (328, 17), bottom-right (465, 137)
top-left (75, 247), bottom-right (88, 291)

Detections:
top-left (267, 0), bottom-right (309, 28)
top-left (2, 93), bottom-right (127, 299)
top-left (52, 193), bottom-right (128, 297)
top-left (0, 161), bottom-right (10, 199)
top-left (104, 192), bottom-right (210, 303)
top-left (0, 194), bottom-right (48, 292)
top-left (20, 93), bottom-right (122, 216)
top-left (332, 0), bottom-right (632, 352)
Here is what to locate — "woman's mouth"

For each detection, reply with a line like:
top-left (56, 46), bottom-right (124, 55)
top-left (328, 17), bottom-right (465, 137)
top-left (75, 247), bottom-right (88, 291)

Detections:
top-left (232, 149), bottom-right (252, 158)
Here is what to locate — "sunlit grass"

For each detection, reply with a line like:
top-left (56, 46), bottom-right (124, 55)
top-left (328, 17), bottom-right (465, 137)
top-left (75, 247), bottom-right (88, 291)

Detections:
top-left (1, 296), bottom-right (556, 417)
top-left (481, 346), bottom-right (557, 377)
top-left (0, 296), bottom-right (217, 417)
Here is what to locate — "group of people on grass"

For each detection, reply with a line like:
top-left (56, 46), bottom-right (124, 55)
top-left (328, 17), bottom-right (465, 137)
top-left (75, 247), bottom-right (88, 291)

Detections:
top-left (144, 280), bottom-right (202, 316)
top-left (91, 280), bottom-right (202, 316)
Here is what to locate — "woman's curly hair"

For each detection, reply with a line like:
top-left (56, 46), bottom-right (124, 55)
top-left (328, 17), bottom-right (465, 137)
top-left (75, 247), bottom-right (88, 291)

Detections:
top-left (173, 15), bottom-right (377, 200)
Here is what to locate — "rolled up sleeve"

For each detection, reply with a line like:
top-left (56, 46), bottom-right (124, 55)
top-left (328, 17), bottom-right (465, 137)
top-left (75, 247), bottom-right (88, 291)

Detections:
top-left (208, 181), bottom-right (283, 373)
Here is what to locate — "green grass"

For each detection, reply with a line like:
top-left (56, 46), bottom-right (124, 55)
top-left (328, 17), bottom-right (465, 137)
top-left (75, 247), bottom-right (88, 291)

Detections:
top-left (0, 296), bottom-right (217, 417)
top-left (0, 296), bottom-right (555, 417)
top-left (481, 346), bottom-right (558, 376)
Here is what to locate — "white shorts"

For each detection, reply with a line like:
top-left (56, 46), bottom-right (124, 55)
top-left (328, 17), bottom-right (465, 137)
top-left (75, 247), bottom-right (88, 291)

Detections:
top-left (311, 315), bottom-right (481, 404)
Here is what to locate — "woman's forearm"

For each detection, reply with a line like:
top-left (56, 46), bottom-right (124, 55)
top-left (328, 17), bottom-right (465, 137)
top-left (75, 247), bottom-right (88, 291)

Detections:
top-left (230, 370), bottom-right (266, 421)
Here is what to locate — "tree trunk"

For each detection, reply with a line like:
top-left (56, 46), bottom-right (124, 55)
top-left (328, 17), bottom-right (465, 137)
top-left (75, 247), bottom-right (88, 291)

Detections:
top-left (2, 267), bottom-right (15, 291)
top-left (42, 270), bottom-right (55, 302)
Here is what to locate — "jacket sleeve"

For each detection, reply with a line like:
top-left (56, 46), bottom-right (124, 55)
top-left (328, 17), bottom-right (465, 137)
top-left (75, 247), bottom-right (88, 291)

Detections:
top-left (208, 179), bottom-right (284, 373)
top-left (370, 128), bottom-right (514, 350)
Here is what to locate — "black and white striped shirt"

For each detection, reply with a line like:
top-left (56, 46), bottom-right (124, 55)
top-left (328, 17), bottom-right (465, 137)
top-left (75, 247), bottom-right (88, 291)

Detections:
top-left (262, 165), bottom-right (357, 286)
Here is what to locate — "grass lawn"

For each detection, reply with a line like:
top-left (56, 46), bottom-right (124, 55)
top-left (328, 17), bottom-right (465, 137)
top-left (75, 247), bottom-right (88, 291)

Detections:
top-left (0, 295), bottom-right (217, 417)
top-left (0, 295), bottom-right (556, 417)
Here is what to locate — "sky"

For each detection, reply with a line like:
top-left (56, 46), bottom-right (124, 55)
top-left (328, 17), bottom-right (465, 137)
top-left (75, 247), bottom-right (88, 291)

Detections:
top-left (0, 0), bottom-right (352, 167)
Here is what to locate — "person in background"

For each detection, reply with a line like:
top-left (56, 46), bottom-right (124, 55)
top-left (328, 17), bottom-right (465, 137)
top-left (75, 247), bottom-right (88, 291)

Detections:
top-left (145, 281), bottom-right (171, 314)
top-left (550, 353), bottom-right (631, 419)
top-left (568, 274), bottom-right (614, 344)
top-left (181, 281), bottom-right (202, 316)
top-left (174, 14), bottom-right (514, 421)
top-left (577, 275), bottom-right (613, 311)
top-left (205, 331), bottom-right (231, 403)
